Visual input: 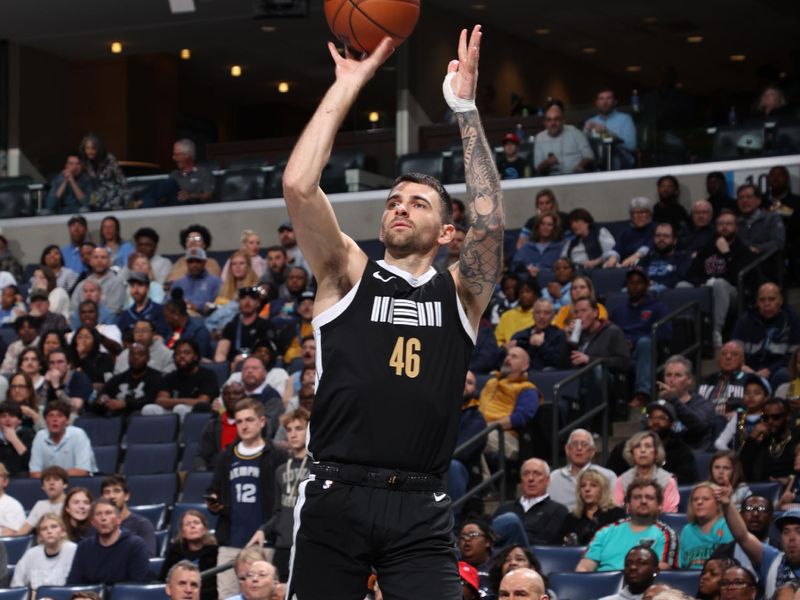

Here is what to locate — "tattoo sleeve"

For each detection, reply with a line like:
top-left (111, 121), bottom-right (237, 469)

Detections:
top-left (456, 109), bottom-right (505, 299)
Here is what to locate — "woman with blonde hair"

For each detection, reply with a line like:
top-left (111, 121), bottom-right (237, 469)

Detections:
top-left (11, 512), bottom-right (77, 589)
top-left (215, 250), bottom-right (259, 305)
top-left (552, 274), bottom-right (608, 329)
top-left (160, 509), bottom-right (218, 600)
top-left (614, 431), bottom-right (680, 512)
top-left (678, 482), bottom-right (733, 569)
top-left (562, 468), bottom-right (626, 545)
top-left (221, 229), bottom-right (266, 280)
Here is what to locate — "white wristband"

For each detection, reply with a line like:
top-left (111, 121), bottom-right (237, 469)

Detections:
top-left (442, 72), bottom-right (476, 113)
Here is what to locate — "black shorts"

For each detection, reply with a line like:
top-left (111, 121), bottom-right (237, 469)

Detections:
top-left (287, 471), bottom-right (461, 600)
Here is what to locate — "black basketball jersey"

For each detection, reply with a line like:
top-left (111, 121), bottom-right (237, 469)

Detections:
top-left (309, 259), bottom-right (475, 475)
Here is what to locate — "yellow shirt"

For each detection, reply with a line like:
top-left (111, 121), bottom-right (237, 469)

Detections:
top-left (478, 374), bottom-right (538, 437)
top-left (495, 306), bottom-right (534, 346)
top-left (552, 303), bottom-right (608, 329)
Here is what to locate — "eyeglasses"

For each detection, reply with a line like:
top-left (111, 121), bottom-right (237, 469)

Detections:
top-left (741, 505), bottom-right (770, 513)
top-left (9, 384), bottom-right (27, 389)
top-left (186, 235), bottom-right (203, 242)
top-left (459, 531), bottom-right (485, 541)
top-left (237, 571), bottom-right (272, 581)
top-left (568, 441), bottom-right (592, 449)
top-left (719, 580), bottom-right (753, 589)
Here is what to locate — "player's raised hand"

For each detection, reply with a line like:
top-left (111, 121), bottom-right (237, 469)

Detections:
top-left (447, 25), bottom-right (482, 101)
top-left (327, 37), bottom-right (394, 87)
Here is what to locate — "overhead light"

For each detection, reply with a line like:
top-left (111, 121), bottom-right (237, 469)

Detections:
top-left (260, 25), bottom-right (277, 33)
top-left (643, 16), bottom-right (658, 24)
top-left (180, 48), bottom-right (191, 60)
top-left (278, 81), bottom-right (289, 93)
top-left (369, 111), bottom-right (380, 123)
top-left (625, 65), bottom-right (641, 73)
top-left (686, 35), bottom-right (703, 43)
top-left (534, 28), bottom-right (550, 35)
top-left (780, 71), bottom-right (787, 79)
top-left (231, 65), bottom-right (243, 77)
top-left (169, 0), bottom-right (196, 13)
top-left (582, 47), bottom-right (597, 54)
top-left (471, 3), bottom-right (486, 9)
top-left (110, 41), bottom-right (123, 54)
top-left (676, 82), bottom-right (685, 89)
top-left (729, 54), bottom-right (746, 62)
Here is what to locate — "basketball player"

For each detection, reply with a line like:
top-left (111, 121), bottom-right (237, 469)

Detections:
top-left (283, 25), bottom-right (503, 599)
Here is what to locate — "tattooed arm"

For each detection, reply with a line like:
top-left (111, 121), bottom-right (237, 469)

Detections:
top-left (447, 26), bottom-right (505, 332)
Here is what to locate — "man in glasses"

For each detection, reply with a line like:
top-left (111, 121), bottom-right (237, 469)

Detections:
top-left (214, 286), bottom-right (276, 366)
top-left (719, 479), bottom-right (797, 598)
top-left (534, 99), bottom-right (594, 175)
top-left (548, 428), bottom-right (616, 511)
top-left (740, 398), bottom-right (798, 481)
top-left (231, 548), bottom-right (279, 600)
top-left (457, 518), bottom-right (494, 598)
top-left (712, 495), bottom-right (776, 577)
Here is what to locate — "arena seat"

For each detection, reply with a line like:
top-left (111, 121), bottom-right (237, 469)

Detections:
top-left (149, 557), bottom-right (165, 580)
top-left (396, 151), bottom-right (449, 182)
top-left (129, 503), bottom-right (167, 530)
top-left (530, 545), bottom-right (587, 575)
top-left (180, 412), bottom-right (212, 444)
top-left (589, 268), bottom-right (627, 299)
top-left (748, 481), bottom-right (782, 504)
top-left (182, 472), bottom-right (214, 503)
top-left (181, 442), bottom-right (200, 471)
top-left (6, 478), bottom-right (46, 511)
top-left (155, 529), bottom-right (169, 557)
top-left (69, 476), bottom-right (103, 500)
top-left (126, 414), bottom-right (179, 444)
top-left (93, 445), bottom-right (120, 475)
top-left (206, 362), bottom-right (230, 388)
top-left (0, 588), bottom-right (29, 600)
top-left (659, 512), bottom-right (689, 535)
top-left (108, 583), bottom-right (166, 600)
top-left (654, 570), bottom-right (702, 595)
top-left (677, 485), bottom-right (693, 513)
top-left (74, 415), bottom-right (123, 447)
top-left (548, 571), bottom-right (623, 600)
top-left (528, 370), bottom-right (579, 405)
top-left (127, 474), bottom-right (179, 506)
top-left (692, 451), bottom-right (714, 481)
top-left (123, 443), bottom-right (179, 475)
top-left (35, 586), bottom-right (104, 600)
top-left (0, 535), bottom-right (32, 566)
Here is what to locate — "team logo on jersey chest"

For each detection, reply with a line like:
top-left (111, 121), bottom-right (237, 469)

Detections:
top-left (370, 296), bottom-right (442, 327)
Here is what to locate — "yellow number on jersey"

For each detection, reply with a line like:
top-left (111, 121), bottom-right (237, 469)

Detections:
top-left (389, 336), bottom-right (421, 378)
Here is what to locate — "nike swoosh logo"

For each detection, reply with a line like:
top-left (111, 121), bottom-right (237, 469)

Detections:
top-left (434, 492), bottom-right (447, 502)
top-left (373, 271), bottom-right (396, 283)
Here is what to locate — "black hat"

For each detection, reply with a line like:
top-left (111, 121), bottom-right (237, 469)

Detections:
top-left (28, 288), bottom-right (49, 302)
top-left (647, 399), bottom-right (676, 422)
top-left (238, 286), bottom-right (262, 300)
top-left (128, 271), bottom-right (150, 285)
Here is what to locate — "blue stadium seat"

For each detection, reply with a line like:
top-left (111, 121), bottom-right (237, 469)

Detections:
top-left (127, 474), bottom-right (179, 506)
top-left (126, 414), bottom-right (179, 444)
top-left (109, 583), bottom-right (166, 600)
top-left (0, 589), bottom-right (29, 600)
top-left (589, 268), bottom-right (628, 299)
top-left (603, 291), bottom-right (628, 314)
top-left (548, 571), bottom-right (623, 600)
top-left (6, 478), bottom-right (46, 511)
top-left (748, 481), bottom-right (782, 504)
top-left (0, 186), bottom-right (33, 219)
top-left (655, 570), bottom-right (702, 595)
top-left (94, 445), bottom-right (120, 474)
top-left (693, 451), bottom-right (714, 482)
top-left (181, 442), bottom-right (200, 471)
top-left (182, 472), bottom-right (213, 503)
top-left (123, 443), bottom-right (178, 475)
top-left (169, 502), bottom-right (218, 535)
top-left (155, 529), bottom-right (170, 557)
top-left (149, 556), bottom-right (165, 580)
top-left (74, 415), bottom-right (123, 447)
top-left (180, 412), bottom-right (212, 444)
top-left (69, 476), bottom-right (103, 500)
top-left (660, 513), bottom-right (689, 535)
top-left (0, 535), bottom-right (32, 566)
top-left (677, 485), bottom-right (693, 513)
top-left (206, 362), bottom-right (230, 388)
top-left (0, 326), bottom-right (18, 349)
top-left (528, 370), bottom-right (579, 405)
top-left (130, 504), bottom-right (167, 530)
top-left (35, 586), bottom-right (104, 600)
top-left (530, 545), bottom-right (586, 575)
top-left (660, 286), bottom-right (712, 315)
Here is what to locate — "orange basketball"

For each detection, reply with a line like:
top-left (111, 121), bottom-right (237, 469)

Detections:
top-left (324, 0), bottom-right (421, 55)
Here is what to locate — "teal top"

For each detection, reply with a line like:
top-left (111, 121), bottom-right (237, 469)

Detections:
top-left (679, 516), bottom-right (733, 569)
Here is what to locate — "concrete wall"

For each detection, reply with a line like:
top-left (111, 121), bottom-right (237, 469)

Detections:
top-left (1, 154), bottom-right (798, 265)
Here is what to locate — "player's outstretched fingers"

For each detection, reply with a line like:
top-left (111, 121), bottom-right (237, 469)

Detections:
top-left (447, 60), bottom-right (460, 74)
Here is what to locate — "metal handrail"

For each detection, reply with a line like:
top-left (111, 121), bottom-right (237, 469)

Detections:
top-left (649, 301), bottom-right (702, 400)
top-left (549, 359), bottom-right (609, 466)
top-left (451, 422), bottom-right (506, 511)
top-left (736, 247), bottom-right (779, 316)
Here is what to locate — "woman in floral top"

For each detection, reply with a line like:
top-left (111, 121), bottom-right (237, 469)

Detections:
top-left (79, 132), bottom-right (126, 210)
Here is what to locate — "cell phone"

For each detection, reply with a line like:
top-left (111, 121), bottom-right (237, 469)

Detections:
top-left (203, 494), bottom-right (219, 502)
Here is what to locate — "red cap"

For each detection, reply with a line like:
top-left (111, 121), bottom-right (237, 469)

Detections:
top-left (502, 132), bottom-right (520, 144)
top-left (459, 561), bottom-right (480, 593)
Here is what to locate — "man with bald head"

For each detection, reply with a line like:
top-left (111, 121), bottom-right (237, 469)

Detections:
top-left (478, 347), bottom-right (540, 460)
top-left (698, 341), bottom-right (747, 415)
top-left (732, 282), bottom-right (800, 385)
top-left (493, 458), bottom-right (568, 546)
top-left (71, 247), bottom-right (126, 313)
top-left (499, 567), bottom-right (548, 600)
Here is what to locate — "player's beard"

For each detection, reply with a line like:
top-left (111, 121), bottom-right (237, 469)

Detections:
top-left (382, 223), bottom-right (438, 257)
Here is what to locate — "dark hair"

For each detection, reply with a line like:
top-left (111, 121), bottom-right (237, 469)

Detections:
top-left (595, 86), bottom-right (616, 98)
top-left (451, 198), bottom-right (465, 213)
top-left (62, 486), bottom-right (94, 542)
top-left (100, 216), bottom-right (122, 244)
top-left (78, 299), bottom-right (99, 313)
top-left (718, 208), bottom-right (737, 219)
top-left (179, 224), bottom-right (212, 249)
top-left (79, 132), bottom-right (108, 165)
top-left (706, 171), bottom-right (726, 183)
top-left (736, 183), bottom-right (762, 199)
top-left (657, 175), bottom-right (679, 189)
top-left (174, 338), bottom-right (200, 357)
top-left (16, 348), bottom-right (44, 375)
top-left (33, 265), bottom-right (57, 292)
top-left (626, 543), bottom-right (659, 568)
top-left (64, 151), bottom-right (81, 163)
top-left (7, 371), bottom-right (38, 413)
top-left (530, 211), bottom-right (563, 242)
top-left (165, 288), bottom-right (188, 315)
top-left (265, 245), bottom-right (286, 256)
top-left (39, 244), bottom-right (64, 268)
top-left (14, 315), bottom-right (37, 332)
top-left (459, 516), bottom-right (495, 542)
top-left (488, 544), bottom-right (545, 593)
top-left (568, 208), bottom-right (596, 228)
top-left (764, 397), bottom-right (789, 414)
top-left (535, 188), bottom-right (557, 204)
top-left (515, 278), bottom-right (541, 298)
top-left (742, 494), bottom-right (774, 514)
top-left (573, 296), bottom-right (599, 310)
top-left (625, 478), bottom-right (664, 505)
top-left (100, 473), bottom-right (129, 494)
top-left (391, 172), bottom-right (453, 225)
top-left (69, 326), bottom-right (102, 361)
top-left (0, 402), bottom-right (22, 419)
top-left (133, 227), bottom-right (159, 245)
top-left (38, 329), bottom-right (69, 357)
top-left (44, 401), bottom-right (71, 419)
top-left (721, 565), bottom-right (756, 588)
top-left (545, 98), bottom-right (565, 112)
top-left (41, 465), bottom-right (69, 484)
